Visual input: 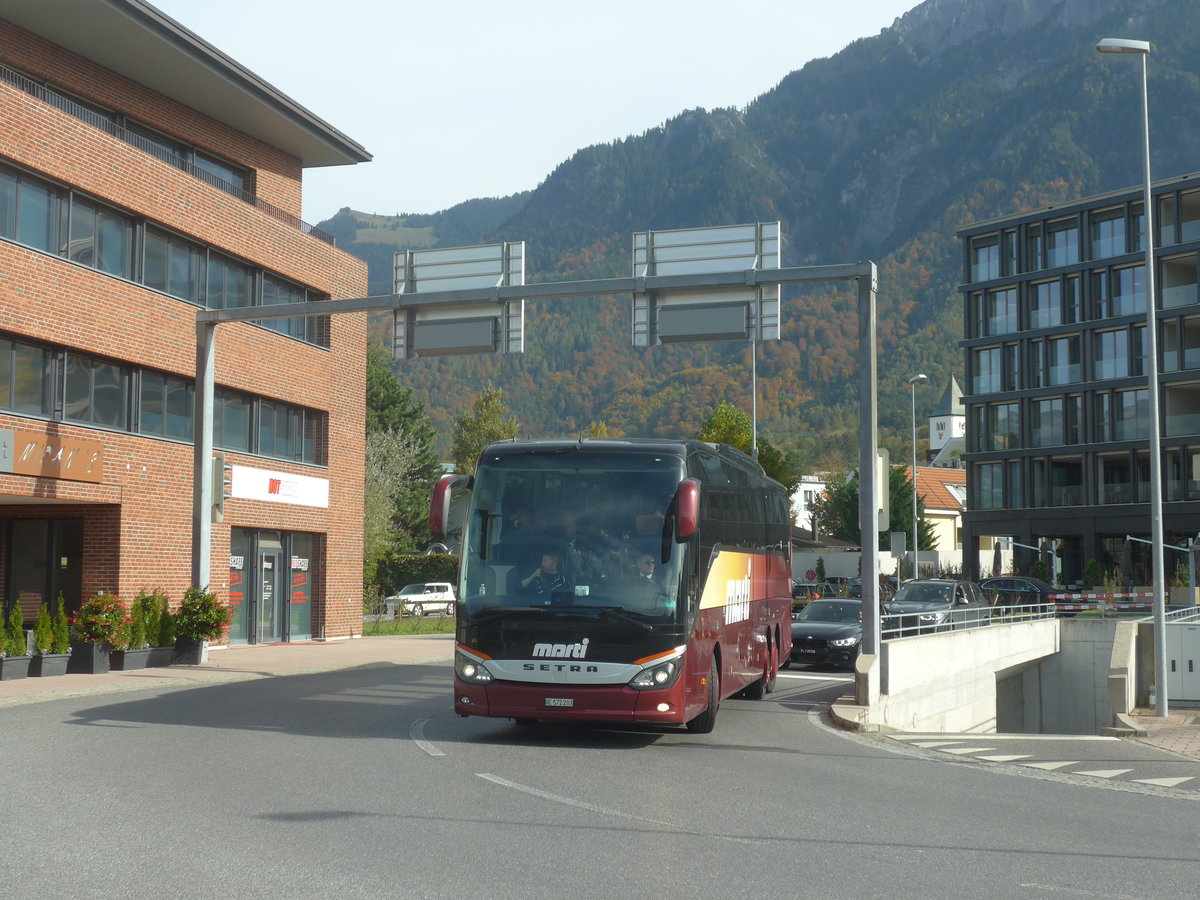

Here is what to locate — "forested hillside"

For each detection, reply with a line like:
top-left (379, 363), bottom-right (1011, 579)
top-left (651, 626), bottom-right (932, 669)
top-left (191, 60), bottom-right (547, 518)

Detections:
top-left (321, 0), bottom-right (1200, 468)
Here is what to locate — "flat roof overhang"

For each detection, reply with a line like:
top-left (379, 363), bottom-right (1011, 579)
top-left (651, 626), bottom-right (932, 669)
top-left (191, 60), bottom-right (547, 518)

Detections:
top-left (1, 0), bottom-right (371, 169)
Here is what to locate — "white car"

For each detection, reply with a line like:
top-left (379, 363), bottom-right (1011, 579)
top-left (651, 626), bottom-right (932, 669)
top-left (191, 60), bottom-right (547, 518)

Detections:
top-left (387, 583), bottom-right (456, 617)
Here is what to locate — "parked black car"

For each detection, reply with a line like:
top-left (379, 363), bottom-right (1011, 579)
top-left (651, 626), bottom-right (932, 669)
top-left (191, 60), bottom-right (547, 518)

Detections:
top-left (979, 576), bottom-right (1055, 608)
top-left (787, 599), bottom-right (863, 669)
top-left (882, 579), bottom-right (987, 636)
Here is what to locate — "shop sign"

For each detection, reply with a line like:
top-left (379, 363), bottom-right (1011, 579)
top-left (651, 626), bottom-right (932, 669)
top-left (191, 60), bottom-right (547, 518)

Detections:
top-left (230, 464), bottom-right (329, 508)
top-left (0, 428), bottom-right (105, 484)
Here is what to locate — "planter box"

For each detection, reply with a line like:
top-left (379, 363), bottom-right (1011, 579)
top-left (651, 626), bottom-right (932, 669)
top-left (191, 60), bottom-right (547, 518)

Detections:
top-left (67, 641), bottom-right (111, 675)
top-left (173, 638), bottom-right (209, 665)
top-left (110, 648), bottom-right (150, 671)
top-left (28, 653), bottom-right (70, 677)
top-left (145, 646), bottom-right (174, 668)
top-left (0, 655), bottom-right (32, 681)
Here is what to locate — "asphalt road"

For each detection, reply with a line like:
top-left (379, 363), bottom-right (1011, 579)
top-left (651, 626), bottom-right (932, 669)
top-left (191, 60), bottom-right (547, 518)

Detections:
top-left (4, 663), bottom-right (1199, 899)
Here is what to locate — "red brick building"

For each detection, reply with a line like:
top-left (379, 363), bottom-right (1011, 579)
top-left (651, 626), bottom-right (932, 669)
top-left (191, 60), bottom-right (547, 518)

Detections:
top-left (0, 0), bottom-right (371, 643)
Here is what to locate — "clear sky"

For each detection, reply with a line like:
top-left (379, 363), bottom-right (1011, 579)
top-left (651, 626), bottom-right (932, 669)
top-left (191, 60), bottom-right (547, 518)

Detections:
top-left (151, 0), bottom-right (918, 225)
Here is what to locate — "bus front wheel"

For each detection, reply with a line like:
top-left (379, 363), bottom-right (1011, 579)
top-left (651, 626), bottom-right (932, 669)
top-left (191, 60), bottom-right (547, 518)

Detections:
top-left (686, 658), bottom-right (720, 733)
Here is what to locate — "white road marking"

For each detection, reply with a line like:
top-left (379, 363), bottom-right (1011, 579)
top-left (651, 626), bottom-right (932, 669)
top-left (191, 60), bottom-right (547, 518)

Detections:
top-left (1072, 769), bottom-right (1133, 779)
top-left (940, 747), bottom-right (996, 755)
top-left (1022, 761), bottom-right (1079, 770)
top-left (410, 718), bottom-right (445, 758)
top-left (911, 741), bottom-right (965, 748)
top-left (1132, 776), bottom-right (1195, 787)
top-left (477, 773), bottom-right (674, 825)
top-left (893, 733), bottom-right (1118, 742)
top-left (777, 672), bottom-right (853, 682)
top-left (977, 754), bottom-right (1033, 762)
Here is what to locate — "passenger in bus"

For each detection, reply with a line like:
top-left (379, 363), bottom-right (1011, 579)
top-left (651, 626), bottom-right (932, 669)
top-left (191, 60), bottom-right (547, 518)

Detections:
top-left (517, 551), bottom-right (570, 599)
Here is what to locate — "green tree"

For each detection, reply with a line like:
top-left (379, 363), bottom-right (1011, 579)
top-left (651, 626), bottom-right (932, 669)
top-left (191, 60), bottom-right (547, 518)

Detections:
top-left (450, 383), bottom-right (519, 474)
top-left (811, 466), bottom-right (935, 549)
top-left (696, 401), bottom-right (796, 490)
top-left (364, 340), bottom-right (443, 583)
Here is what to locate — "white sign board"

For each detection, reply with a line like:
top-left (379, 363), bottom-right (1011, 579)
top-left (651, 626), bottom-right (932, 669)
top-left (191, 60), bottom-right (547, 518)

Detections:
top-left (393, 242), bottom-right (524, 359)
top-left (231, 464), bottom-right (329, 508)
top-left (631, 222), bottom-right (780, 346)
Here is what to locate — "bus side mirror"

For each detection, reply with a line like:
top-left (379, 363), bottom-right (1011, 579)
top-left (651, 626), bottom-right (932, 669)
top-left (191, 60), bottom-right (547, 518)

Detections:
top-left (429, 474), bottom-right (469, 539)
top-left (674, 479), bottom-right (699, 542)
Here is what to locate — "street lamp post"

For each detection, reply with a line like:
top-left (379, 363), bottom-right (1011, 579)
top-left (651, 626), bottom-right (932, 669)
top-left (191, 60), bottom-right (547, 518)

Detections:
top-left (907, 374), bottom-right (928, 580)
top-left (1097, 37), bottom-right (1167, 717)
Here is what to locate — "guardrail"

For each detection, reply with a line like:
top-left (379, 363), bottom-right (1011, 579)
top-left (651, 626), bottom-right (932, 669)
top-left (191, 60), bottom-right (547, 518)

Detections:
top-left (882, 603), bottom-right (1057, 640)
top-left (1049, 591), bottom-right (1154, 613)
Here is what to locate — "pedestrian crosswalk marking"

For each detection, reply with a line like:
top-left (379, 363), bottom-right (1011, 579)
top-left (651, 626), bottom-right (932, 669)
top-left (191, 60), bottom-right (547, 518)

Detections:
top-left (1073, 769), bottom-right (1133, 778)
top-left (941, 747), bottom-right (995, 755)
top-left (1132, 776), bottom-right (1195, 787)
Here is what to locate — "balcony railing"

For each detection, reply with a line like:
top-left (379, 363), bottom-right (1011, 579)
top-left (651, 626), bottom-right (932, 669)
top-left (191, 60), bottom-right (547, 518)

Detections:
top-left (0, 62), bottom-right (334, 246)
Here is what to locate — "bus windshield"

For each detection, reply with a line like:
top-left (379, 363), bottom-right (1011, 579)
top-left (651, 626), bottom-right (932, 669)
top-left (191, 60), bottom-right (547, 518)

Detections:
top-left (459, 450), bottom-right (687, 628)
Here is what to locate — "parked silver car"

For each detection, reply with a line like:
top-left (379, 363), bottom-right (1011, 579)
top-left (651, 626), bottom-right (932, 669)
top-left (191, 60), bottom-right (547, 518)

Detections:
top-left (387, 582), bottom-right (456, 617)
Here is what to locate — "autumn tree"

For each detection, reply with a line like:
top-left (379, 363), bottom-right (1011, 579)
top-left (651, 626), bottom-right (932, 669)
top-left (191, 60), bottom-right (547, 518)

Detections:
top-left (450, 382), bottom-right (520, 474)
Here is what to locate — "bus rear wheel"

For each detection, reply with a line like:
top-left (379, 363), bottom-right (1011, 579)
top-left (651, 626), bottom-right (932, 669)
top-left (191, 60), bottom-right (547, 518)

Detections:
top-left (686, 658), bottom-right (720, 733)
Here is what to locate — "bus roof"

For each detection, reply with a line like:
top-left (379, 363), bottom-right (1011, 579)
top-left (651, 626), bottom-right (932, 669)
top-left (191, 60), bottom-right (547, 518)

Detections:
top-left (476, 439), bottom-right (773, 483)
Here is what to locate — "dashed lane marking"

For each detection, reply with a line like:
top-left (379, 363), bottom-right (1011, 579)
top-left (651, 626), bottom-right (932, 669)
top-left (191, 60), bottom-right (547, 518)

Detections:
top-left (1073, 769), bottom-right (1134, 779)
top-left (410, 718), bottom-right (445, 758)
top-left (1022, 761), bottom-right (1081, 770)
top-left (940, 746), bottom-right (997, 755)
top-left (977, 755), bottom-right (1033, 762)
top-left (1132, 776), bottom-right (1195, 787)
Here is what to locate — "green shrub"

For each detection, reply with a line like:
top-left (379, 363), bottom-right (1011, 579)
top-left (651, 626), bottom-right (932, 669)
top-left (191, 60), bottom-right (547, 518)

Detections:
top-left (5, 602), bottom-right (27, 658)
top-left (1081, 559), bottom-right (1101, 591)
top-left (51, 600), bottom-right (70, 654)
top-left (156, 595), bottom-right (175, 647)
top-left (175, 586), bottom-right (231, 642)
top-left (75, 592), bottom-right (130, 646)
top-left (33, 603), bottom-right (54, 655)
top-left (133, 590), bottom-right (167, 649)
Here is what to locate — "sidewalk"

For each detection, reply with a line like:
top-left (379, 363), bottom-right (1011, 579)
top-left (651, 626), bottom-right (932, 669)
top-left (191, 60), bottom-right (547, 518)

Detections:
top-left (0, 634), bottom-right (456, 707)
top-left (1125, 709), bottom-right (1200, 761)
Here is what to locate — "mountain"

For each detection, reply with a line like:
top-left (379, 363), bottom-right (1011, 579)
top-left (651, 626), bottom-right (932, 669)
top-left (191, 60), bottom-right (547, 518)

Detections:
top-left (320, 0), bottom-right (1200, 468)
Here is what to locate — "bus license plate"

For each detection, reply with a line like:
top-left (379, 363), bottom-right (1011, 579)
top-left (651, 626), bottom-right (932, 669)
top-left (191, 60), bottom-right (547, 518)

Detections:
top-left (544, 697), bottom-right (574, 708)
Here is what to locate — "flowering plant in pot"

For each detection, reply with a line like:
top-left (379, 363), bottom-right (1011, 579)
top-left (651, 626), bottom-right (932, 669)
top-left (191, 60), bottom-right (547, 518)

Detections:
top-left (69, 592), bottom-right (129, 674)
top-left (135, 589), bottom-right (174, 668)
top-left (28, 601), bottom-right (71, 677)
top-left (0, 602), bottom-right (32, 681)
top-left (173, 586), bottom-right (230, 664)
top-left (110, 598), bottom-right (151, 671)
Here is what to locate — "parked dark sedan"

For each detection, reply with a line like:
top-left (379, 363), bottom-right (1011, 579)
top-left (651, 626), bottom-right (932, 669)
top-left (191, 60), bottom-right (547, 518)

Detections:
top-left (787, 599), bottom-right (863, 669)
top-left (882, 579), bottom-right (986, 636)
top-left (979, 576), bottom-right (1055, 607)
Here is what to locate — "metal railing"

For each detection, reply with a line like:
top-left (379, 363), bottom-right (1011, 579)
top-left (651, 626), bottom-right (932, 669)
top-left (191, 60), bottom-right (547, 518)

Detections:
top-left (0, 62), bottom-right (335, 246)
top-left (882, 603), bottom-right (1057, 640)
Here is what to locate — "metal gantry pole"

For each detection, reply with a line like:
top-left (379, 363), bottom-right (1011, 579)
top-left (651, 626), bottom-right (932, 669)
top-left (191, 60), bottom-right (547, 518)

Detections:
top-left (191, 321), bottom-right (217, 590)
top-left (858, 265), bottom-right (881, 691)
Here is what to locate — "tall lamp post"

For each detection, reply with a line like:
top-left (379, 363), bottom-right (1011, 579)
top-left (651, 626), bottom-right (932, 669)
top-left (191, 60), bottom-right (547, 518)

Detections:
top-left (907, 374), bottom-right (928, 579)
top-left (1097, 37), bottom-right (1167, 717)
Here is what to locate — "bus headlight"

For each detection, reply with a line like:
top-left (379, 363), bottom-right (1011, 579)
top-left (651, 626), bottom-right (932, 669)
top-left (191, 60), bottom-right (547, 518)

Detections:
top-left (455, 653), bottom-right (494, 684)
top-left (629, 658), bottom-right (682, 690)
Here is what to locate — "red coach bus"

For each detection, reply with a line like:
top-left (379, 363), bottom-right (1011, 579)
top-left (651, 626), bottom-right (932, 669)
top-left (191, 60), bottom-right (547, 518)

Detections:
top-left (430, 439), bottom-right (792, 732)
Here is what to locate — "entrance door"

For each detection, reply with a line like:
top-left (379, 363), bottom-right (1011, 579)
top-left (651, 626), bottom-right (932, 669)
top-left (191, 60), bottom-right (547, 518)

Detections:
top-left (257, 534), bottom-right (285, 643)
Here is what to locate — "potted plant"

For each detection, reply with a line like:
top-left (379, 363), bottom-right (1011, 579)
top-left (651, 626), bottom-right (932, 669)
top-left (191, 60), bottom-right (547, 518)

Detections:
top-left (28, 601), bottom-right (71, 677)
top-left (137, 590), bottom-right (174, 668)
top-left (68, 592), bottom-right (129, 675)
top-left (0, 602), bottom-right (32, 681)
top-left (110, 600), bottom-right (151, 671)
top-left (173, 585), bottom-right (230, 665)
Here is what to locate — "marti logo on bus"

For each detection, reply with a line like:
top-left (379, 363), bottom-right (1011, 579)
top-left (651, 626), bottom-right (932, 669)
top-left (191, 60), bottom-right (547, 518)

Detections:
top-left (532, 638), bottom-right (590, 659)
top-left (724, 560), bottom-right (752, 625)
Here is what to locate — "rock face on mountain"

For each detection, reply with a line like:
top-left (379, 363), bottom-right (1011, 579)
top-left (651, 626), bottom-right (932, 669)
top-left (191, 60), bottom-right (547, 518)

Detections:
top-left (324, 0), bottom-right (1196, 467)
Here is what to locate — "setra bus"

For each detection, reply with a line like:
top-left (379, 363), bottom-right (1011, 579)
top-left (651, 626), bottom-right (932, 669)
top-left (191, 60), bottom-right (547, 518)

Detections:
top-left (430, 439), bottom-right (793, 732)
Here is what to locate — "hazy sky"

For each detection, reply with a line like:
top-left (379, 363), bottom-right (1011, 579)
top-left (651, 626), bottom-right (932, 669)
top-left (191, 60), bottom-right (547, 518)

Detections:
top-left (151, 0), bottom-right (919, 225)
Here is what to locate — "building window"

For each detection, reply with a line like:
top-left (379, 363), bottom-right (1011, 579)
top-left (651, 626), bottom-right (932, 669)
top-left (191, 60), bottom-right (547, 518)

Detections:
top-left (215, 388), bottom-right (252, 452)
top-left (1025, 223), bottom-right (1042, 272)
top-left (1098, 453), bottom-right (1134, 503)
top-left (16, 178), bottom-right (63, 254)
top-left (1115, 389), bottom-right (1149, 441)
top-left (1046, 217), bottom-right (1079, 268)
top-left (1050, 457), bottom-right (1083, 506)
top-left (68, 198), bottom-right (133, 279)
top-left (63, 353), bottom-right (128, 428)
top-left (1031, 398), bottom-right (1063, 447)
top-left (1090, 207), bottom-right (1126, 259)
top-left (0, 338), bottom-right (52, 415)
top-left (1094, 329), bottom-right (1129, 380)
top-left (971, 235), bottom-right (1000, 281)
top-left (972, 347), bottom-right (1001, 394)
top-left (1113, 265), bottom-right (1145, 316)
top-left (976, 461), bottom-right (1003, 509)
top-left (1048, 335), bottom-right (1080, 385)
top-left (262, 275), bottom-right (311, 341)
top-left (143, 227), bottom-right (203, 302)
top-left (983, 287), bottom-right (1018, 336)
top-left (139, 371), bottom-right (193, 440)
top-left (1002, 343), bottom-right (1019, 391)
top-left (1029, 280), bottom-right (1062, 328)
top-left (207, 253), bottom-right (252, 309)
top-left (988, 402), bottom-right (1020, 450)
top-left (1161, 253), bottom-right (1197, 309)
top-left (1182, 190), bottom-right (1200, 243)
top-left (1164, 382), bottom-right (1200, 437)
top-left (1094, 392), bottom-right (1112, 443)
top-left (1066, 394), bottom-right (1083, 444)
top-left (1162, 315), bottom-right (1200, 372)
